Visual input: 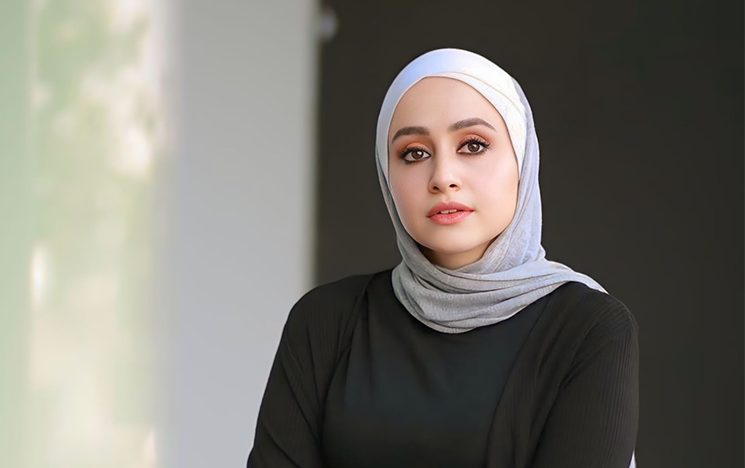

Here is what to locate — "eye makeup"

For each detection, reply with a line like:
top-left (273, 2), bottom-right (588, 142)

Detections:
top-left (397, 136), bottom-right (491, 165)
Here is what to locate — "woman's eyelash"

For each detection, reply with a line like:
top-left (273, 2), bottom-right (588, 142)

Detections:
top-left (398, 138), bottom-right (490, 165)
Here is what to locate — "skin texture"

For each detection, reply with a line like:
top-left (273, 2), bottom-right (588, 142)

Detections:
top-left (388, 77), bottom-right (519, 270)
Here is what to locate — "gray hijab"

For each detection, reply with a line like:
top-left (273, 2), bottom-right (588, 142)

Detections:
top-left (374, 48), bottom-right (610, 335)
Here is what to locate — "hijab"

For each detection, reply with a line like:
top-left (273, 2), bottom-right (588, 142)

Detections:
top-left (374, 48), bottom-right (610, 335)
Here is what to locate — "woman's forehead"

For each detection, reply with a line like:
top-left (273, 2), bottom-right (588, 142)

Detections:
top-left (388, 78), bottom-right (504, 136)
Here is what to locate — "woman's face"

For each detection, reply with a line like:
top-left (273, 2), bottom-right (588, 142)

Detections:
top-left (388, 77), bottom-right (519, 270)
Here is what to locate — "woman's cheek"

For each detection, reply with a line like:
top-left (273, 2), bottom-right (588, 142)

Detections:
top-left (399, 198), bottom-right (421, 234)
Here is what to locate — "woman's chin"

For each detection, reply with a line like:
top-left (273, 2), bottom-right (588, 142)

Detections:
top-left (418, 242), bottom-right (487, 265)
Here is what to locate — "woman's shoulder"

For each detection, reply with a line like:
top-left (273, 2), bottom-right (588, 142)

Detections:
top-left (270, 271), bottom-right (385, 389)
top-left (283, 269), bottom-right (385, 339)
top-left (546, 281), bottom-right (639, 343)
top-left (521, 281), bottom-right (639, 378)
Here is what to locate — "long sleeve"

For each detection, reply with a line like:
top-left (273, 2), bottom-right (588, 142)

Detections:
top-left (530, 306), bottom-right (640, 468)
top-left (246, 298), bottom-right (326, 468)
top-left (246, 274), bottom-right (371, 468)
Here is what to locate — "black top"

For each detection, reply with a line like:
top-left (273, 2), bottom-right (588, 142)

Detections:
top-left (247, 268), bottom-right (639, 468)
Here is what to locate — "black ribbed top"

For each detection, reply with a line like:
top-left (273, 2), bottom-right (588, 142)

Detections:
top-left (247, 268), bottom-right (639, 468)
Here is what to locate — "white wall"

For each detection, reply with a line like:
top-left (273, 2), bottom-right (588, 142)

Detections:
top-left (158, 1), bottom-right (319, 467)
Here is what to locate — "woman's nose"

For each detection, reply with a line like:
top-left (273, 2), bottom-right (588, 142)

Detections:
top-left (428, 152), bottom-right (462, 193)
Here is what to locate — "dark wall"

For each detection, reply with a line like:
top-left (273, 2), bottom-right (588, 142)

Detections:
top-left (314, 0), bottom-right (743, 466)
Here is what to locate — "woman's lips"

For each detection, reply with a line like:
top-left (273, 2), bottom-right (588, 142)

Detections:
top-left (427, 201), bottom-right (474, 217)
top-left (429, 210), bottom-right (473, 225)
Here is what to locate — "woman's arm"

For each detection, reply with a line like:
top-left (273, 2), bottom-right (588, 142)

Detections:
top-left (246, 296), bottom-right (326, 468)
top-left (530, 307), bottom-right (640, 468)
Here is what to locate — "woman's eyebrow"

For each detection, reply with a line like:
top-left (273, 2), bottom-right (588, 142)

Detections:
top-left (390, 117), bottom-right (496, 144)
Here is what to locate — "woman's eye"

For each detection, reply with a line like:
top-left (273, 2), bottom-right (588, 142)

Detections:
top-left (400, 148), bottom-right (431, 163)
top-left (459, 139), bottom-right (489, 154)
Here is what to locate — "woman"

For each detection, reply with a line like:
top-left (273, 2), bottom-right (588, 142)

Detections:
top-left (247, 48), bottom-right (639, 468)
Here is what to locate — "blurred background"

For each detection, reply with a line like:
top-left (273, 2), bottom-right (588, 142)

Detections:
top-left (0, 0), bottom-right (742, 467)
